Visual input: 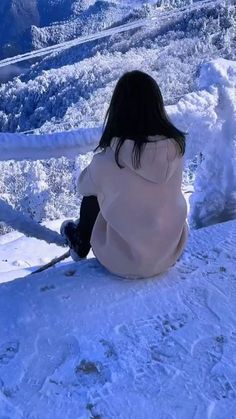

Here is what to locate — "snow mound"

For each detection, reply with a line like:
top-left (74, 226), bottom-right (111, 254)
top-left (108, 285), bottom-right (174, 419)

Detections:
top-left (189, 59), bottom-right (236, 228)
top-left (0, 219), bottom-right (236, 418)
top-left (199, 58), bottom-right (236, 89)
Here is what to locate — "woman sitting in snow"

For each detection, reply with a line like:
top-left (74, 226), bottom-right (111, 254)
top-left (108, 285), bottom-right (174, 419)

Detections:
top-left (61, 70), bottom-right (189, 279)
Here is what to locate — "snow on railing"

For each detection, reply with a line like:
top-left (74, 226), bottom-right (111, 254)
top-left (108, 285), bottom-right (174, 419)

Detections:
top-left (0, 126), bottom-right (102, 162)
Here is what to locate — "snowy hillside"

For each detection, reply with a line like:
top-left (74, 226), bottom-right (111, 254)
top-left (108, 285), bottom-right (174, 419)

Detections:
top-left (0, 219), bottom-right (236, 418)
top-left (0, 0), bottom-right (235, 132)
top-left (0, 0), bottom-right (182, 59)
top-left (0, 1), bottom-right (211, 59)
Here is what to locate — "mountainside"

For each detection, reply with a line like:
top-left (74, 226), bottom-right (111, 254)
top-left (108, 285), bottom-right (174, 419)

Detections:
top-left (0, 0), bottom-right (39, 58)
top-left (0, 1), bottom-right (220, 59)
top-left (0, 1), bottom-right (235, 133)
top-left (0, 0), bottom-right (74, 58)
top-left (0, 0), bottom-right (149, 59)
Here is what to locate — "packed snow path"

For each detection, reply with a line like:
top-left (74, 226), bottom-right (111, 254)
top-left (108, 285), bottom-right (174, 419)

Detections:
top-left (0, 219), bottom-right (236, 418)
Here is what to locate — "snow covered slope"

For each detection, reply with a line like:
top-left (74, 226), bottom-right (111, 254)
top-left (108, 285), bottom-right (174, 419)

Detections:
top-left (0, 219), bottom-right (236, 418)
top-left (0, 220), bottom-right (70, 283)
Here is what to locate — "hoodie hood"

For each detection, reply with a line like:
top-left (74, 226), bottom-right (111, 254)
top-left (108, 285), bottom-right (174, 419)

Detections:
top-left (110, 136), bottom-right (180, 184)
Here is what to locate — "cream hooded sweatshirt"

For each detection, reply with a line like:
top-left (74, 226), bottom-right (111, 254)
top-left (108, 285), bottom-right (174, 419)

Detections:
top-left (78, 136), bottom-right (189, 278)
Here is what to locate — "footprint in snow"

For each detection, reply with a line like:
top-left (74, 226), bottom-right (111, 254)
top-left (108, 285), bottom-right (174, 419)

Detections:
top-left (133, 362), bottom-right (162, 396)
top-left (180, 286), bottom-right (221, 322)
top-left (175, 259), bottom-right (199, 276)
top-left (191, 335), bottom-right (226, 375)
top-left (150, 337), bottom-right (189, 370)
top-left (40, 284), bottom-right (56, 292)
top-left (75, 358), bottom-right (111, 388)
top-left (0, 341), bottom-right (19, 365)
top-left (114, 316), bottom-right (188, 394)
top-left (64, 269), bottom-right (76, 277)
top-left (204, 373), bottom-right (236, 400)
top-left (12, 260), bottom-right (29, 267)
top-left (12, 334), bottom-right (79, 400)
top-left (156, 312), bottom-right (189, 337)
top-left (99, 339), bottom-right (118, 361)
top-left (116, 311), bottom-right (190, 346)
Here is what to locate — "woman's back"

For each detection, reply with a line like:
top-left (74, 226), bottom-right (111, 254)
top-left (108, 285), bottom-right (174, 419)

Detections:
top-left (66, 70), bottom-right (190, 277)
top-left (78, 135), bottom-right (188, 278)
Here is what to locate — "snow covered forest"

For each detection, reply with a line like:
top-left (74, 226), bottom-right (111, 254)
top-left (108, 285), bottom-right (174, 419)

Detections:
top-left (0, 1), bottom-right (236, 418)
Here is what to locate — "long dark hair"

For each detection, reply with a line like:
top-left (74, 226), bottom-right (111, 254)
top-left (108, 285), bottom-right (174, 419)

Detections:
top-left (95, 70), bottom-right (186, 168)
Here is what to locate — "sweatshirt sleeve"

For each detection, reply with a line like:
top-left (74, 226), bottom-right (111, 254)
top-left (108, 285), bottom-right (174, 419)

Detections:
top-left (77, 163), bottom-right (98, 197)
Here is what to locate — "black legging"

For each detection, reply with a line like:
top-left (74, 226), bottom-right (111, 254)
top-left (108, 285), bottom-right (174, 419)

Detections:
top-left (76, 196), bottom-right (100, 258)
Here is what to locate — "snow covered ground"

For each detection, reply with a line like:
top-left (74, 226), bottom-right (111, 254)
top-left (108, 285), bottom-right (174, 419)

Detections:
top-left (0, 219), bottom-right (236, 418)
top-left (0, 220), bottom-right (67, 283)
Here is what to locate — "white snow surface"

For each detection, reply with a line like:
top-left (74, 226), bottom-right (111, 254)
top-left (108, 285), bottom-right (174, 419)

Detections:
top-left (0, 220), bottom-right (69, 283)
top-left (0, 219), bottom-right (236, 418)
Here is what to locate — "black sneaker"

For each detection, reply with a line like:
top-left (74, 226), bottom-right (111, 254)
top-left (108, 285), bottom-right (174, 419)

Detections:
top-left (60, 220), bottom-right (82, 262)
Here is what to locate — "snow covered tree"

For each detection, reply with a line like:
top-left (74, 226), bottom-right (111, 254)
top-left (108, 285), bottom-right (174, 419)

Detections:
top-left (189, 61), bottom-right (236, 228)
top-left (19, 161), bottom-right (49, 222)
